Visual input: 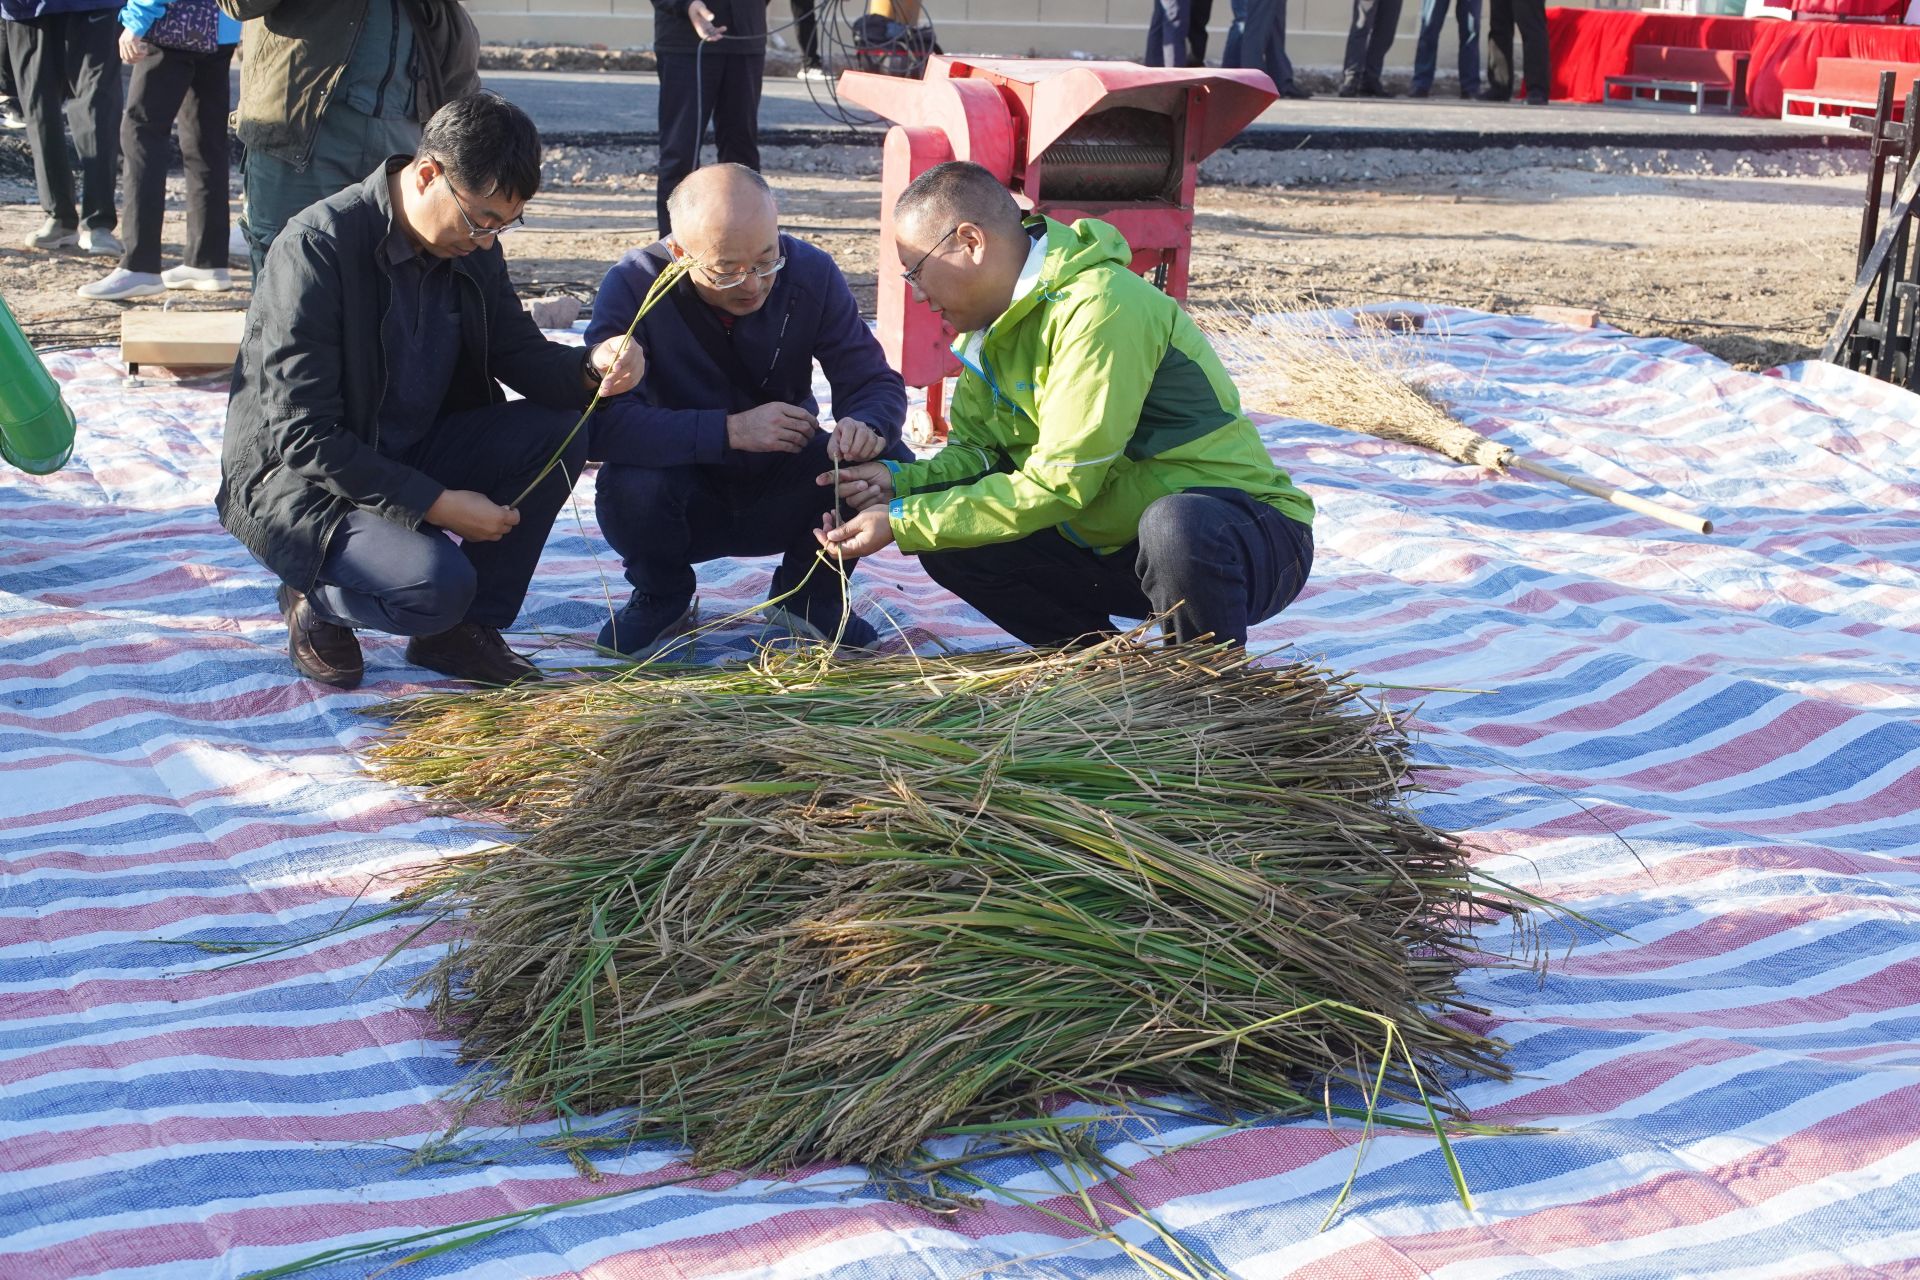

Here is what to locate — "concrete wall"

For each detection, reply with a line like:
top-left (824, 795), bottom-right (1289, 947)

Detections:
top-left (469, 0), bottom-right (1572, 73)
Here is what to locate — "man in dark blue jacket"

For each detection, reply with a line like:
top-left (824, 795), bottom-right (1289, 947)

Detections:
top-left (589, 163), bottom-right (911, 655)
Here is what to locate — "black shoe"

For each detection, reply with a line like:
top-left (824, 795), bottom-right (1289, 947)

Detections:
top-left (1361, 81), bottom-right (1396, 98)
top-left (1460, 85), bottom-right (1482, 99)
top-left (1409, 86), bottom-right (1431, 98)
top-left (1525, 92), bottom-right (1549, 106)
top-left (1279, 84), bottom-right (1313, 100)
top-left (1336, 81), bottom-right (1361, 98)
top-left (276, 584), bottom-right (364, 690)
top-left (595, 591), bottom-right (698, 658)
top-left (764, 600), bottom-right (882, 653)
top-left (1475, 88), bottom-right (1510, 102)
top-left (406, 623), bottom-right (542, 686)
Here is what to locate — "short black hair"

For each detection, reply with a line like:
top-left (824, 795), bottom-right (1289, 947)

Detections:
top-left (895, 161), bottom-right (1022, 238)
top-left (420, 91), bottom-right (543, 203)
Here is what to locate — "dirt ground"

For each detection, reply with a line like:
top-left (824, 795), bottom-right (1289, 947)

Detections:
top-left (0, 146), bottom-right (1867, 370)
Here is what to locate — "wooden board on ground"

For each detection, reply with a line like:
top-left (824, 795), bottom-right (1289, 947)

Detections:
top-left (120, 309), bottom-right (246, 373)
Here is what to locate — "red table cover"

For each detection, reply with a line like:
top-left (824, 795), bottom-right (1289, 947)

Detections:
top-left (1547, 6), bottom-right (1920, 117)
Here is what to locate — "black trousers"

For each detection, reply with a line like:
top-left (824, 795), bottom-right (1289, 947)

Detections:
top-left (655, 50), bottom-right (765, 236)
top-left (10, 9), bottom-right (122, 231)
top-left (917, 489), bottom-right (1314, 648)
top-left (309, 400), bottom-right (589, 635)
top-left (1485, 0), bottom-right (1549, 101)
top-left (0, 23), bottom-right (15, 107)
top-left (122, 42), bottom-right (232, 274)
top-left (1341, 0), bottom-right (1404, 90)
top-left (594, 430), bottom-right (914, 617)
top-left (790, 0), bottom-right (820, 67)
top-left (1145, 0), bottom-right (1217, 67)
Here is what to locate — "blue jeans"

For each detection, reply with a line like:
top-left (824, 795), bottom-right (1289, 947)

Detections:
top-left (917, 489), bottom-right (1314, 648)
top-left (1411, 0), bottom-right (1482, 96)
top-left (1223, 0), bottom-right (1249, 66)
top-left (1236, 0), bottom-right (1296, 93)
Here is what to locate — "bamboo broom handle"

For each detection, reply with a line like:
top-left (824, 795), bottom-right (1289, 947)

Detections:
top-left (1506, 455), bottom-right (1713, 535)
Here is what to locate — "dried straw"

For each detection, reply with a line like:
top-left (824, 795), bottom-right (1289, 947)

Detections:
top-left (1198, 298), bottom-right (1714, 534)
top-left (367, 638), bottom-right (1545, 1175)
top-left (1198, 299), bottom-right (1514, 471)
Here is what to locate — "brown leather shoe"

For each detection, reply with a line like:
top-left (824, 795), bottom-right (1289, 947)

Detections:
top-left (405, 622), bottom-right (543, 686)
top-left (275, 584), bottom-right (364, 690)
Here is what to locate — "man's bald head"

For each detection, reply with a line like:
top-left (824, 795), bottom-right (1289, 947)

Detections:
top-left (666, 164), bottom-right (783, 316)
top-left (667, 163), bottom-right (777, 232)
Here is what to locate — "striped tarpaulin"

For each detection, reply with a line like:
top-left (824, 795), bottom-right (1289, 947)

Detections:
top-left (3, 310), bottom-right (1916, 1279)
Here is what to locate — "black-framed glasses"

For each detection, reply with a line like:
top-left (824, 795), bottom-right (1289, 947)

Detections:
top-left (901, 225), bottom-right (958, 287)
top-left (688, 254), bottom-right (787, 290)
top-left (438, 170), bottom-right (526, 240)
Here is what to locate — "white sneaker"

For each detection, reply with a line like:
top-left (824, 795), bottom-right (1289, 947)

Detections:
top-left (23, 217), bottom-right (76, 251)
top-left (798, 65), bottom-right (830, 82)
top-left (0, 102), bottom-right (25, 130)
top-left (77, 268), bottom-right (164, 301)
top-left (161, 264), bottom-right (234, 292)
top-left (78, 227), bottom-right (123, 257)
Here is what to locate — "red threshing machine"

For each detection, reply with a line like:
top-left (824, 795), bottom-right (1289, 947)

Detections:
top-left (836, 56), bottom-right (1278, 437)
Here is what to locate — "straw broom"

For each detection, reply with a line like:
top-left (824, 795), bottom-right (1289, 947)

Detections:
top-left (1198, 300), bottom-right (1713, 534)
top-left (366, 637), bottom-right (1550, 1178)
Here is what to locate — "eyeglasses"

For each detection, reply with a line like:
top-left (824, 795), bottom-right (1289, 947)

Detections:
top-left (437, 169), bottom-right (526, 240)
top-left (901, 225), bottom-right (958, 287)
top-left (688, 254), bottom-right (787, 290)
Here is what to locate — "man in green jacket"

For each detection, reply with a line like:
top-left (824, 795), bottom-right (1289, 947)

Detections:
top-left (219, 0), bottom-right (479, 275)
top-left (817, 160), bottom-right (1315, 649)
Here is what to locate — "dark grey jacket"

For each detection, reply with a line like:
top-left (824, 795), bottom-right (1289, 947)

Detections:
top-left (217, 161), bottom-right (592, 591)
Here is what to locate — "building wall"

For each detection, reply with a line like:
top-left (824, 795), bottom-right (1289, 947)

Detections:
top-left (470, 0), bottom-right (1578, 73)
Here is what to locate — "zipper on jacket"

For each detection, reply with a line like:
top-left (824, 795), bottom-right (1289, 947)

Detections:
top-left (371, 0), bottom-right (401, 119)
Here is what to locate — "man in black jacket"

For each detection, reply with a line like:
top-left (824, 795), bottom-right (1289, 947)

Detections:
top-left (217, 92), bottom-right (644, 690)
top-left (652, 0), bottom-right (766, 236)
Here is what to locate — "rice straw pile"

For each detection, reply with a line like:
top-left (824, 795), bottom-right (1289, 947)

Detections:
top-left (370, 639), bottom-right (1541, 1174)
top-left (1198, 299), bottom-right (1514, 471)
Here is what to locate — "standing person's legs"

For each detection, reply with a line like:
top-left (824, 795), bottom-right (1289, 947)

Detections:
top-left (654, 51), bottom-right (707, 235)
top-left (0, 22), bottom-right (18, 116)
top-left (1362, 0), bottom-right (1403, 89)
top-left (1483, 0), bottom-right (1515, 100)
top-left (1223, 0), bottom-right (1247, 66)
top-left (1187, 0), bottom-right (1213, 66)
top-left (709, 53), bottom-right (764, 174)
top-left (1514, 0), bottom-right (1548, 101)
top-left (918, 530), bottom-right (1155, 649)
top-left (119, 47), bottom-right (195, 274)
top-left (1410, 0), bottom-right (1449, 96)
top-left (179, 43), bottom-right (233, 270)
top-left (791, 0), bottom-right (821, 68)
top-left (1456, 0), bottom-right (1483, 96)
top-left (1133, 489), bottom-right (1313, 646)
top-left (12, 16), bottom-right (77, 235)
top-left (1338, 0), bottom-right (1377, 92)
top-left (1144, 0), bottom-right (1185, 68)
top-left (65, 7), bottom-right (120, 233)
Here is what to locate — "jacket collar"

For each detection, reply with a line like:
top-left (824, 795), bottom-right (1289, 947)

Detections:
top-left (368, 155), bottom-right (487, 282)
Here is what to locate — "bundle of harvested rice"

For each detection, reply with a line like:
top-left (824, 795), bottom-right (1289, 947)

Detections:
top-left (370, 639), bottom-right (1544, 1174)
top-left (1199, 300), bottom-right (1711, 533)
